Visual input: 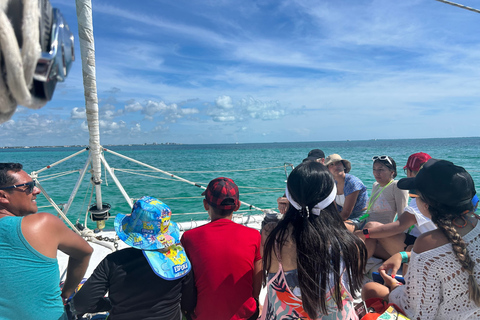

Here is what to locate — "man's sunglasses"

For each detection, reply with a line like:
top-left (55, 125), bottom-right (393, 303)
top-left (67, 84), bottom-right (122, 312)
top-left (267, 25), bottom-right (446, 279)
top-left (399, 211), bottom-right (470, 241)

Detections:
top-left (0, 181), bottom-right (36, 194)
top-left (372, 155), bottom-right (393, 166)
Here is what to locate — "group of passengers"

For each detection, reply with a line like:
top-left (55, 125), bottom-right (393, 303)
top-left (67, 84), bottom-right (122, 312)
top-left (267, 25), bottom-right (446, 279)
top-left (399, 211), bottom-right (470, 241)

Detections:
top-left (2, 3), bottom-right (480, 319)
top-left (271, 150), bottom-right (480, 320)
top-left (1, 150), bottom-right (480, 320)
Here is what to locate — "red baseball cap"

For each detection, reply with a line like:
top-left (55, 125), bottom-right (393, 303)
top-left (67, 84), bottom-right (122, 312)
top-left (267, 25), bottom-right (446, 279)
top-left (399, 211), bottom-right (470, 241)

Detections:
top-left (202, 177), bottom-right (239, 210)
top-left (403, 152), bottom-right (431, 172)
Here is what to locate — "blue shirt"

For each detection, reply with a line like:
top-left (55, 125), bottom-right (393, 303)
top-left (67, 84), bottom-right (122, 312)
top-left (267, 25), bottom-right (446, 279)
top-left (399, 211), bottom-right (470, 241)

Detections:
top-left (0, 216), bottom-right (67, 320)
top-left (337, 174), bottom-right (369, 220)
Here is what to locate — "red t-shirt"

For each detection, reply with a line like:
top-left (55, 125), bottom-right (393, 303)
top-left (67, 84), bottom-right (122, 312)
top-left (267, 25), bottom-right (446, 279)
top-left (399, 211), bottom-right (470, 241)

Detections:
top-left (181, 218), bottom-right (261, 320)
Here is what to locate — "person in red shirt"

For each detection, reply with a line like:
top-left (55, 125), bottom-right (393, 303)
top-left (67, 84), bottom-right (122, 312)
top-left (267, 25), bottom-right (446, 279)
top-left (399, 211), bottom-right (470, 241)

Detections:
top-left (181, 177), bottom-right (262, 320)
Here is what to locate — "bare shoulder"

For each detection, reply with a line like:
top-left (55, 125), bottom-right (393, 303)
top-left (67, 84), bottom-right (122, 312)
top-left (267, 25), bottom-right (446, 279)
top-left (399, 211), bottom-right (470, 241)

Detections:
top-left (23, 212), bottom-right (67, 231)
top-left (413, 229), bottom-right (448, 254)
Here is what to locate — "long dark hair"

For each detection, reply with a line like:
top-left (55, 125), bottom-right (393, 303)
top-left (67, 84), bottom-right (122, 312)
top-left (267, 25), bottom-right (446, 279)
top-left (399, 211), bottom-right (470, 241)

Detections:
top-left (263, 161), bottom-right (367, 318)
top-left (420, 193), bottom-right (480, 306)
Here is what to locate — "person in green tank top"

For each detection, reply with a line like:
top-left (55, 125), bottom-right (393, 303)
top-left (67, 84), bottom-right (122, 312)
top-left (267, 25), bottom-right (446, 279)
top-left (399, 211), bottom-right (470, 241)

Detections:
top-left (0, 163), bottom-right (93, 319)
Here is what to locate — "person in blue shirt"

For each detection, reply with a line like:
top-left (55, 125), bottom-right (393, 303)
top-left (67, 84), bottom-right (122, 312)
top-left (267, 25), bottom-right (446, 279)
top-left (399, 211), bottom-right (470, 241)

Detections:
top-left (325, 154), bottom-right (369, 232)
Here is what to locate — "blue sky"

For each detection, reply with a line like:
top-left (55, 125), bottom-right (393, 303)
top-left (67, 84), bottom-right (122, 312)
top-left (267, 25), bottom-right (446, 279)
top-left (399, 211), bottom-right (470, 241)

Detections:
top-left (2, 0), bottom-right (480, 146)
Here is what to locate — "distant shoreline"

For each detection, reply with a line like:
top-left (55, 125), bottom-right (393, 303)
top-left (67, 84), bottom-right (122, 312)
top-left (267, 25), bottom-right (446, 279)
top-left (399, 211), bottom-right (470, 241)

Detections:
top-left (0, 142), bottom-right (183, 149)
top-left (1, 136), bottom-right (479, 149)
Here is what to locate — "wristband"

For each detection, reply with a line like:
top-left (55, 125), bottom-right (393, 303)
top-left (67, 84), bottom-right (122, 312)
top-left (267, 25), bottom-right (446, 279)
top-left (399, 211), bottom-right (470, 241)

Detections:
top-left (362, 228), bottom-right (370, 239)
top-left (399, 251), bottom-right (409, 264)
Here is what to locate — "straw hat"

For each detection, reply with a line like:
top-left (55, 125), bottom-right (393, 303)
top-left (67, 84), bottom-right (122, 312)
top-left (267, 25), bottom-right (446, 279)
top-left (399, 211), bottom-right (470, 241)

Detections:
top-left (324, 154), bottom-right (351, 173)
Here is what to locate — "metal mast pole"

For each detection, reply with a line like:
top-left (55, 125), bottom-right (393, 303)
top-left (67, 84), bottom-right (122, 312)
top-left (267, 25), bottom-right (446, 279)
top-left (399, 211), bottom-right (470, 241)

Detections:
top-left (76, 0), bottom-right (106, 228)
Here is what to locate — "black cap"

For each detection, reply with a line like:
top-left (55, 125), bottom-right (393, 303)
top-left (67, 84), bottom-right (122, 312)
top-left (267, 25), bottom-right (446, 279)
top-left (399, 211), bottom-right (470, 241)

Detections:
top-left (303, 156), bottom-right (320, 162)
top-left (397, 159), bottom-right (476, 208)
top-left (307, 149), bottom-right (325, 159)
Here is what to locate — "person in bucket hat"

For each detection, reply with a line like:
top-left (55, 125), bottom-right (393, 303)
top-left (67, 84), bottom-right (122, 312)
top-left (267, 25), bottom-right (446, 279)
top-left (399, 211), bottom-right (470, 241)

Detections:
top-left (72, 196), bottom-right (196, 320)
top-left (324, 153), bottom-right (368, 232)
top-left (363, 159), bottom-right (480, 320)
top-left (181, 177), bottom-right (262, 320)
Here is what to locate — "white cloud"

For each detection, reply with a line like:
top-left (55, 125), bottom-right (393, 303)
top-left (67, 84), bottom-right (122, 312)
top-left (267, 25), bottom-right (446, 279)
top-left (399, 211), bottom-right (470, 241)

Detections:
top-left (144, 101), bottom-right (170, 117)
top-left (131, 123), bottom-right (141, 133)
top-left (71, 107), bottom-right (87, 120)
top-left (207, 95), bottom-right (287, 122)
top-left (215, 95), bottom-right (234, 109)
top-left (124, 102), bottom-right (144, 113)
top-left (3, 0), bottom-right (480, 146)
top-left (181, 108), bottom-right (200, 115)
top-left (240, 97), bottom-right (285, 120)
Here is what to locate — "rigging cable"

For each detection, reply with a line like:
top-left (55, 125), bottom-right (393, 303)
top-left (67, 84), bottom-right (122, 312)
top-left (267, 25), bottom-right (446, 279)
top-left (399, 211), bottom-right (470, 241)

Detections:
top-left (434, 0), bottom-right (480, 14)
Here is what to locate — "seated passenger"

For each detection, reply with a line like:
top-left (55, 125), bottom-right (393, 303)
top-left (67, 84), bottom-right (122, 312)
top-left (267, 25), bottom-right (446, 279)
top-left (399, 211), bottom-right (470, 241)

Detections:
top-left (356, 152), bottom-right (436, 259)
top-left (262, 161), bottom-right (367, 319)
top-left (181, 177), bottom-right (262, 320)
top-left (276, 149), bottom-right (326, 215)
top-left (72, 196), bottom-right (196, 320)
top-left (325, 154), bottom-right (368, 232)
top-left (367, 156), bottom-right (409, 226)
top-left (362, 159), bottom-right (480, 320)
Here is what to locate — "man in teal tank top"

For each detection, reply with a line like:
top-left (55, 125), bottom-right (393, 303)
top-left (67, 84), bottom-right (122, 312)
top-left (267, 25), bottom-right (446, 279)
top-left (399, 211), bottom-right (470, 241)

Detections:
top-left (0, 163), bottom-right (93, 319)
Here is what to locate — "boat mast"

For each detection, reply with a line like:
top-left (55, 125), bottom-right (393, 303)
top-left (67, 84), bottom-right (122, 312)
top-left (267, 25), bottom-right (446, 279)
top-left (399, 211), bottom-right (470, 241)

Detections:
top-left (76, 0), bottom-right (107, 228)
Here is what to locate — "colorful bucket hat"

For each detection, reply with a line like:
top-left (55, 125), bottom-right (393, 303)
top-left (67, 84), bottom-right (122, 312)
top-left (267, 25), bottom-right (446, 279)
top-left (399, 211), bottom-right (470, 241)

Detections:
top-left (115, 196), bottom-right (191, 280)
top-left (143, 245), bottom-right (191, 280)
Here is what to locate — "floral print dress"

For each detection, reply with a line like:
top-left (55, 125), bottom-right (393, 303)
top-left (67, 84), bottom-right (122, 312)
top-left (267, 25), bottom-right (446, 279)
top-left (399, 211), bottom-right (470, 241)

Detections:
top-left (259, 262), bottom-right (358, 320)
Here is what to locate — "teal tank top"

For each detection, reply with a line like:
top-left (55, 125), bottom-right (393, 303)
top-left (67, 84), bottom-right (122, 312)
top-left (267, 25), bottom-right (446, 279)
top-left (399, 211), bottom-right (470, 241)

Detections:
top-left (0, 216), bottom-right (67, 320)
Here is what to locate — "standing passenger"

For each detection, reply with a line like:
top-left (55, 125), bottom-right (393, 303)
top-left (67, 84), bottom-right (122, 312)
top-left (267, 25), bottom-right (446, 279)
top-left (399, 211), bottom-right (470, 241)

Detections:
top-left (181, 177), bottom-right (262, 320)
top-left (0, 2), bottom-right (90, 318)
top-left (262, 161), bottom-right (367, 319)
top-left (0, 163), bottom-right (92, 319)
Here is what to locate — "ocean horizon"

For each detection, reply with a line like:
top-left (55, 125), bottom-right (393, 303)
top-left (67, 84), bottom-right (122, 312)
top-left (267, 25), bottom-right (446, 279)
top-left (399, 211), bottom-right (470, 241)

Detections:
top-left (1, 137), bottom-right (479, 229)
top-left (1, 136), bottom-right (480, 149)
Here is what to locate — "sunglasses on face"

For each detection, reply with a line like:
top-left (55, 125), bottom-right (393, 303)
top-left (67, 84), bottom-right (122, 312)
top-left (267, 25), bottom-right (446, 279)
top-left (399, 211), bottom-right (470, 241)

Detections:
top-left (372, 155), bottom-right (393, 166)
top-left (0, 181), bottom-right (36, 194)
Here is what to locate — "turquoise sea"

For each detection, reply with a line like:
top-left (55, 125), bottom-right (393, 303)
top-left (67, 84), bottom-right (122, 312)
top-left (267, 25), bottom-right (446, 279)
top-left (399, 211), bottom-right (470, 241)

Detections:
top-left (1, 137), bottom-right (479, 229)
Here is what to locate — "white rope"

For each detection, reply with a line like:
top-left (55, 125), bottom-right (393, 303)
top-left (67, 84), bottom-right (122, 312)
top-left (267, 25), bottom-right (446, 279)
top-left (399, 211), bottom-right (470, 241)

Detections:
top-left (113, 167), bottom-right (286, 183)
top-left (170, 207), bottom-right (277, 216)
top-left (37, 170), bottom-right (80, 182)
top-left (112, 166), bottom-right (286, 174)
top-left (0, 0), bottom-right (44, 123)
top-left (113, 169), bottom-right (284, 196)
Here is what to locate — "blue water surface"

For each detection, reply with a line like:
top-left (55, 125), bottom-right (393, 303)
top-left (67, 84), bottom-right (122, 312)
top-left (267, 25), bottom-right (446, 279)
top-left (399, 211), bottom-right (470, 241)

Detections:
top-left (1, 137), bottom-right (479, 228)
